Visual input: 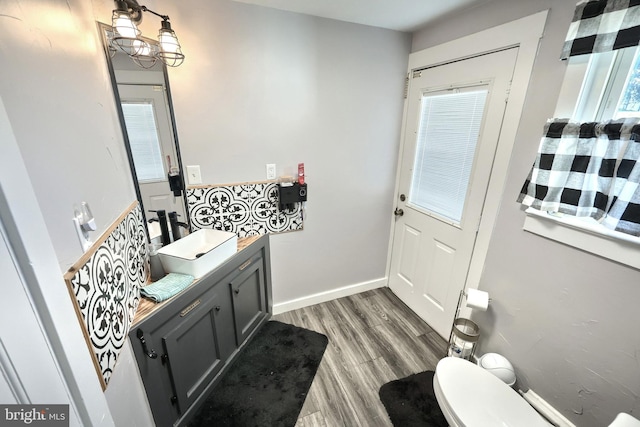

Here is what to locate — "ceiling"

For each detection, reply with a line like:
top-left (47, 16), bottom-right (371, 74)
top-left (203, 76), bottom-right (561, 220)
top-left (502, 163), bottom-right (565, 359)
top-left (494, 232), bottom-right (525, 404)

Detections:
top-left (229, 0), bottom-right (490, 33)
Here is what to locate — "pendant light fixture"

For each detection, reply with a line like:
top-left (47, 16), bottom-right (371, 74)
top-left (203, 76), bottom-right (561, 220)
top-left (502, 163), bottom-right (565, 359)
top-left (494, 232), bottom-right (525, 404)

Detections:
top-left (111, 0), bottom-right (149, 57)
top-left (109, 0), bottom-right (184, 68)
top-left (156, 18), bottom-right (185, 67)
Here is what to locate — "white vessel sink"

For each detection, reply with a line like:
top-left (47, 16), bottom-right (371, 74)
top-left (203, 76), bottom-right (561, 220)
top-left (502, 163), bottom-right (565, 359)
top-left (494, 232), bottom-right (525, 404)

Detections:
top-left (157, 229), bottom-right (238, 279)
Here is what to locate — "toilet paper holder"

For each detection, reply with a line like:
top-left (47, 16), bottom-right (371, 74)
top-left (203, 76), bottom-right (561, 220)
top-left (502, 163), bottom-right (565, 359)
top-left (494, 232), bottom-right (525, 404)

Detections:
top-left (447, 289), bottom-right (491, 360)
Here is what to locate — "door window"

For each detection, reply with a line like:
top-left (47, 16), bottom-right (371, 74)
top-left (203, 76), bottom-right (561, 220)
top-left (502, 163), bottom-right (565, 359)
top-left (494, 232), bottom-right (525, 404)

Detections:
top-left (121, 101), bottom-right (165, 182)
top-left (409, 87), bottom-right (488, 225)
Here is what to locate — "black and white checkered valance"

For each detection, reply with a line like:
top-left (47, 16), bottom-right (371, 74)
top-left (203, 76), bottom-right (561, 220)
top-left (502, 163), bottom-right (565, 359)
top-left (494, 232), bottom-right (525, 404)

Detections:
top-left (518, 118), bottom-right (640, 237)
top-left (561, 0), bottom-right (640, 59)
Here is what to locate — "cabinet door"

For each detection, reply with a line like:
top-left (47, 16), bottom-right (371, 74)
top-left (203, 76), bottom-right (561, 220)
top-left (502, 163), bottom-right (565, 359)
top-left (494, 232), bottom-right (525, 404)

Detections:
top-left (162, 286), bottom-right (231, 412)
top-left (229, 254), bottom-right (267, 345)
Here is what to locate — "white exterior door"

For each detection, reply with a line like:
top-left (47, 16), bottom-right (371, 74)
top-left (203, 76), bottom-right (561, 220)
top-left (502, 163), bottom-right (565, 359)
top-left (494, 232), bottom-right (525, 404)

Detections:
top-left (389, 48), bottom-right (518, 338)
top-left (118, 84), bottom-right (186, 221)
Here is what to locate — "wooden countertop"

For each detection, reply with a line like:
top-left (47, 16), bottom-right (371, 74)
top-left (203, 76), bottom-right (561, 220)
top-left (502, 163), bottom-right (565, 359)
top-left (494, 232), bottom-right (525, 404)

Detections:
top-left (134, 235), bottom-right (261, 325)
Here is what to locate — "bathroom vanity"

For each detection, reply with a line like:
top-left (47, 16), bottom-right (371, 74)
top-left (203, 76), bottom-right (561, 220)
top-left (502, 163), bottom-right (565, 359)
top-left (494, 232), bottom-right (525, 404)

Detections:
top-left (129, 234), bottom-right (272, 427)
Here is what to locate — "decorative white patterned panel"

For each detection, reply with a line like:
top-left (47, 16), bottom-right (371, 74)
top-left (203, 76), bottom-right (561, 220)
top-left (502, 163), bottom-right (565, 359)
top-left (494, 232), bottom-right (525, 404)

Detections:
top-left (187, 182), bottom-right (303, 236)
top-left (64, 202), bottom-right (148, 389)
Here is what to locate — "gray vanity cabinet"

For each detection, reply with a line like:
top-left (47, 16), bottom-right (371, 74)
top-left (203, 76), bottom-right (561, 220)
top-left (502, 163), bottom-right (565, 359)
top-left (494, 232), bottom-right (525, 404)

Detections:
top-left (228, 252), bottom-right (267, 345)
top-left (129, 235), bottom-right (272, 427)
top-left (162, 283), bottom-right (235, 412)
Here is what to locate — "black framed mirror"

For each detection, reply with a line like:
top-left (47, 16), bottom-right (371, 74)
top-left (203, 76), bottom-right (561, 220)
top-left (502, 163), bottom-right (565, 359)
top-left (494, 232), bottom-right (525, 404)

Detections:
top-left (97, 21), bottom-right (190, 242)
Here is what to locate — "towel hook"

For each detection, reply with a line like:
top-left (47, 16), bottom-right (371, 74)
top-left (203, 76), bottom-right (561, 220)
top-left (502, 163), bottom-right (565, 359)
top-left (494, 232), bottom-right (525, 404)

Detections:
top-left (136, 329), bottom-right (158, 359)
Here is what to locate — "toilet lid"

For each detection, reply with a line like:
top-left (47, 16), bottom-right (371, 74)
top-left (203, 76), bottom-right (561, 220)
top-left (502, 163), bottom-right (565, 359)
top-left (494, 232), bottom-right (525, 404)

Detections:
top-left (435, 357), bottom-right (551, 427)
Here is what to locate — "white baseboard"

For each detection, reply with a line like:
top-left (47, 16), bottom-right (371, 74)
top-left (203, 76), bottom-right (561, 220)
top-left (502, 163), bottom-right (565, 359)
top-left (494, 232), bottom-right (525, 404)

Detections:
top-left (519, 389), bottom-right (576, 427)
top-left (272, 277), bottom-right (387, 315)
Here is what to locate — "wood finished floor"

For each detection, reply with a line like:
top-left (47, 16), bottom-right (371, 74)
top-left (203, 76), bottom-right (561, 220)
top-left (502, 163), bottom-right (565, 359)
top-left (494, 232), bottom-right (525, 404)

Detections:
top-left (273, 287), bottom-right (448, 427)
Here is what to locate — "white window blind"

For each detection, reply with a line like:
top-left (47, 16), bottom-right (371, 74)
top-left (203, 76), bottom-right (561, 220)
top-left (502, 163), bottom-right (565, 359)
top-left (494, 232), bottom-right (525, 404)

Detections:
top-left (409, 89), bottom-right (488, 224)
top-left (121, 102), bottom-right (165, 182)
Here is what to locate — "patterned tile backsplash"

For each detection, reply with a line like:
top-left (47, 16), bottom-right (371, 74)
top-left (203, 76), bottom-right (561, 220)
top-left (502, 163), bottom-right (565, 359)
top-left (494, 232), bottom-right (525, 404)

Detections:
top-left (61, 183), bottom-right (299, 390)
top-left (64, 202), bottom-right (148, 389)
top-left (187, 182), bottom-right (303, 236)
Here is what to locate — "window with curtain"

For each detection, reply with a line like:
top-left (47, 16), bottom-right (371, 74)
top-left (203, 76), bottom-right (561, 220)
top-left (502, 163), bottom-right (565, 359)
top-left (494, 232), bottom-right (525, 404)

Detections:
top-left (519, 0), bottom-right (640, 266)
top-left (560, 0), bottom-right (640, 60)
top-left (518, 119), bottom-right (640, 236)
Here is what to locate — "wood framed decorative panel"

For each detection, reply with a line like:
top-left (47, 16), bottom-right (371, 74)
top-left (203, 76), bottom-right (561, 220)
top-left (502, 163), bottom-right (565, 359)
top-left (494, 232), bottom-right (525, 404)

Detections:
top-left (64, 201), bottom-right (148, 389)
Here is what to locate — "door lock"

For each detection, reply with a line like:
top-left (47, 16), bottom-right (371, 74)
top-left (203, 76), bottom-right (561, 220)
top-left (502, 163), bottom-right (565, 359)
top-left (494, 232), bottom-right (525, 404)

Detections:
top-left (400, 194), bottom-right (406, 201)
top-left (394, 208), bottom-right (404, 217)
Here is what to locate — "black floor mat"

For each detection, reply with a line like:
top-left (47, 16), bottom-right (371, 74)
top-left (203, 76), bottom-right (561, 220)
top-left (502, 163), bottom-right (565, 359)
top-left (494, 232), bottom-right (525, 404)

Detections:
top-left (379, 371), bottom-right (448, 427)
top-left (188, 320), bottom-right (328, 427)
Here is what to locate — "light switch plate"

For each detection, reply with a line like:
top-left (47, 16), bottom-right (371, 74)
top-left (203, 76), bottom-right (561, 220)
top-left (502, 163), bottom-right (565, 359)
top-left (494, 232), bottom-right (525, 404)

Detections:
top-left (186, 165), bottom-right (202, 184)
top-left (266, 164), bottom-right (276, 180)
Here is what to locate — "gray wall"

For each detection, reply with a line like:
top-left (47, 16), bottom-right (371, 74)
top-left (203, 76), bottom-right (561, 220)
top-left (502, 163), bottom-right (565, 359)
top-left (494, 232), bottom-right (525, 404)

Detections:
top-left (414, 1), bottom-right (640, 426)
top-left (164, 0), bottom-right (411, 305)
top-left (1, 0), bottom-right (410, 423)
top-left (9, 0), bottom-right (636, 425)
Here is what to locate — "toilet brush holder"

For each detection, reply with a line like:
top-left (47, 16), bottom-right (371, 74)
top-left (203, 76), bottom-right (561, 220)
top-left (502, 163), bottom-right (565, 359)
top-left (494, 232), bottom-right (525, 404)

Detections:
top-left (448, 318), bottom-right (479, 360)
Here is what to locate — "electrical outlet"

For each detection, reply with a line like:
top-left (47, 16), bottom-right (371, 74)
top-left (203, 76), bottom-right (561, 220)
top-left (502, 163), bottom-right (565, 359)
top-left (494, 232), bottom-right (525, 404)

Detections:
top-left (266, 164), bottom-right (276, 180)
top-left (186, 165), bottom-right (202, 184)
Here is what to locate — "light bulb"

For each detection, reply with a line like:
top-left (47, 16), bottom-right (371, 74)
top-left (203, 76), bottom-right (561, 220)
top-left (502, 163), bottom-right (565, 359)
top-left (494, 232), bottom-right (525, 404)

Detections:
top-left (113, 12), bottom-right (138, 38)
top-left (157, 21), bottom-right (184, 66)
top-left (159, 30), bottom-right (179, 54)
top-left (133, 39), bottom-right (150, 56)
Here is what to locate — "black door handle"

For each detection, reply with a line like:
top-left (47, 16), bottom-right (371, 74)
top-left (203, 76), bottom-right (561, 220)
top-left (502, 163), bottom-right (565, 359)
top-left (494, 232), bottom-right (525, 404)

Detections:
top-left (394, 208), bottom-right (404, 217)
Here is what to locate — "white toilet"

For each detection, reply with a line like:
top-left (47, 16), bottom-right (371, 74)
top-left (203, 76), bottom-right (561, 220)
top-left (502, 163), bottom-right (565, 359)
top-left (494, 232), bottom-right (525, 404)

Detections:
top-left (434, 357), bottom-right (551, 426)
top-left (433, 357), bottom-right (640, 427)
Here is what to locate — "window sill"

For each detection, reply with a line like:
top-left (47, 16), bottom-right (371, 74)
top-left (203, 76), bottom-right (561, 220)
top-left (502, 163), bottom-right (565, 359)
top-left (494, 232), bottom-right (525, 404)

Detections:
top-left (522, 208), bottom-right (640, 270)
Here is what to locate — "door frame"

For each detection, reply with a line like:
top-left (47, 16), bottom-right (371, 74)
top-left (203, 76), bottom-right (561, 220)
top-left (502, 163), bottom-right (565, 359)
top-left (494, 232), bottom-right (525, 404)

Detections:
top-left (385, 11), bottom-right (548, 320)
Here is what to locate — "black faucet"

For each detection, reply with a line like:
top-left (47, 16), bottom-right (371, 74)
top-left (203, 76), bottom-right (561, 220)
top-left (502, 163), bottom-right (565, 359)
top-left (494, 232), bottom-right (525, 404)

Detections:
top-left (168, 211), bottom-right (189, 241)
top-left (149, 210), bottom-right (172, 246)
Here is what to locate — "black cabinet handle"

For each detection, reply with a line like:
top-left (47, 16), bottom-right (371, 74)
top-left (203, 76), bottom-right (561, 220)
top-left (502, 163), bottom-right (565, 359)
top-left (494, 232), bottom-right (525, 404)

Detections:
top-left (234, 288), bottom-right (240, 295)
top-left (215, 305), bottom-right (221, 312)
top-left (136, 329), bottom-right (158, 359)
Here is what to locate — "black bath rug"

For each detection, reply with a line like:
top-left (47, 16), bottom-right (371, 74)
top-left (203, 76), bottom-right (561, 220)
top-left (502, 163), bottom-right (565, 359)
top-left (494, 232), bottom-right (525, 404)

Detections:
top-left (379, 371), bottom-right (448, 427)
top-left (188, 320), bottom-right (328, 427)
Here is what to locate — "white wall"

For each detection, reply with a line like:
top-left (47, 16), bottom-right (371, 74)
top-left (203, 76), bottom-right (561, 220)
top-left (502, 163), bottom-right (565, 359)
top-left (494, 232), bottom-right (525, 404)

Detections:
top-left (413, 1), bottom-right (640, 426)
top-left (0, 0), bottom-right (137, 270)
top-left (0, 0), bottom-right (149, 424)
top-left (164, 0), bottom-right (411, 306)
top-left (0, 93), bottom-right (115, 427)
